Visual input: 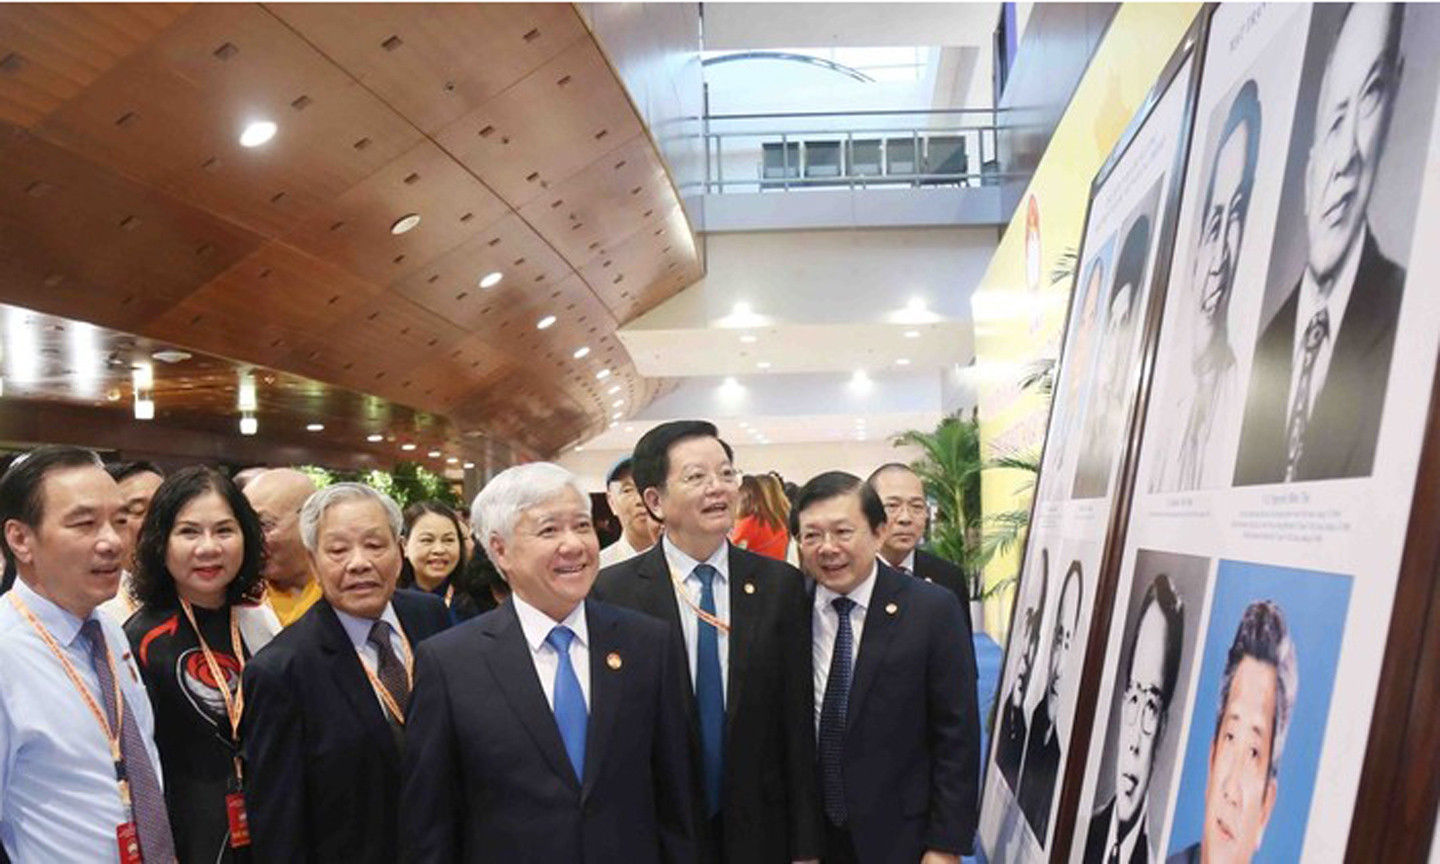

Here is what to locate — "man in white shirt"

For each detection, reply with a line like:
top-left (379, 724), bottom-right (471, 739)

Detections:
top-left (599, 456), bottom-right (659, 568)
top-left (0, 445), bottom-right (175, 862)
top-left (400, 462), bottom-right (694, 862)
top-left (97, 460), bottom-right (165, 622)
top-left (793, 471), bottom-right (978, 864)
top-left (1235, 4), bottom-right (1408, 485)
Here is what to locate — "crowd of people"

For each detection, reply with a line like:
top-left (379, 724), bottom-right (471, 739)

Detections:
top-left (0, 418), bottom-right (982, 863)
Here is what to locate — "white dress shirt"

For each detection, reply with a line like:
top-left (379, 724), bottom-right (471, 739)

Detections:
top-left (811, 562), bottom-right (878, 735)
top-left (511, 594), bottom-right (591, 711)
top-left (599, 533), bottom-right (649, 569)
top-left (0, 578), bottom-right (166, 863)
top-left (335, 602), bottom-right (409, 714)
top-left (1289, 227), bottom-right (1365, 423)
top-left (662, 535), bottom-right (730, 703)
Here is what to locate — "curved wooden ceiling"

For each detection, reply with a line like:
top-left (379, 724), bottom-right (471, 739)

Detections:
top-left (0, 3), bottom-right (702, 458)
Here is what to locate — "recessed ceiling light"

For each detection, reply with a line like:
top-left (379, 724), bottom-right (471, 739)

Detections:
top-left (607, 385), bottom-right (621, 395)
top-left (427, 450), bottom-right (442, 458)
top-left (733, 301), bottom-right (752, 317)
top-left (740, 421), bottom-right (751, 428)
top-left (134, 398), bottom-right (155, 421)
top-left (739, 334), bottom-right (757, 344)
top-left (609, 421), bottom-right (619, 428)
top-left (573, 346), bottom-right (591, 359)
top-left (152, 349), bottom-right (192, 364)
top-left (463, 462), bottom-right (476, 469)
top-left (756, 361), bottom-right (771, 369)
top-left (391, 213), bottom-right (422, 235)
top-left (907, 296), bottom-right (927, 312)
top-left (306, 423), bottom-right (325, 431)
top-left (446, 457), bottom-right (459, 464)
top-left (401, 443), bottom-right (417, 451)
top-left (612, 411), bottom-right (623, 420)
top-left (537, 315), bottom-right (557, 330)
top-left (612, 399), bottom-right (624, 408)
top-left (367, 434), bottom-right (384, 442)
top-left (479, 271), bottom-right (503, 289)
top-left (896, 358), bottom-right (911, 366)
top-left (239, 415), bottom-right (258, 436)
top-left (723, 376), bottom-right (738, 388)
top-left (904, 330), bottom-right (921, 339)
top-left (596, 369), bottom-right (611, 380)
top-left (239, 120), bottom-right (277, 148)
top-left (574, 446), bottom-right (585, 453)
top-left (624, 425), bottom-right (635, 433)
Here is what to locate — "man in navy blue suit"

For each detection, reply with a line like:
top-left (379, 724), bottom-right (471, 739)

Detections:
top-left (400, 462), bottom-right (695, 863)
top-left (792, 471), bottom-right (980, 864)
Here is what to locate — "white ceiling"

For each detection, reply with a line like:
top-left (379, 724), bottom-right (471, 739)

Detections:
top-left (703, 3), bottom-right (1002, 50)
top-left (578, 410), bottom-right (940, 450)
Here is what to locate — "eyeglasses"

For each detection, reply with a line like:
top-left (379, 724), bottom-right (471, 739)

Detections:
top-left (882, 499), bottom-right (928, 516)
top-left (1122, 680), bottom-right (1163, 736)
top-left (798, 526), bottom-right (858, 549)
top-left (675, 466), bottom-right (741, 490)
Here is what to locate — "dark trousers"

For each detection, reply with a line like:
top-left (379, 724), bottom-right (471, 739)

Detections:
top-left (825, 821), bottom-right (860, 864)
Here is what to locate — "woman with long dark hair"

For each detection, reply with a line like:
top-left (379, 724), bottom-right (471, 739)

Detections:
top-left (123, 465), bottom-right (279, 863)
top-left (399, 500), bottom-right (501, 621)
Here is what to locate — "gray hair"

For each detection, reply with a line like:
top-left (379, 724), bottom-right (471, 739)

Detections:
top-left (471, 462), bottom-right (590, 548)
top-left (299, 482), bottom-right (404, 553)
top-left (1214, 600), bottom-right (1298, 779)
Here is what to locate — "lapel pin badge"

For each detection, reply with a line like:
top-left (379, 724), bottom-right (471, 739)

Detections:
top-left (607, 652), bottom-right (623, 670)
top-left (744, 582), bottom-right (756, 595)
top-left (885, 602), bottom-right (898, 615)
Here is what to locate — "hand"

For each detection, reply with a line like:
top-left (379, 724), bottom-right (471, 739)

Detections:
top-left (920, 852), bottom-right (959, 864)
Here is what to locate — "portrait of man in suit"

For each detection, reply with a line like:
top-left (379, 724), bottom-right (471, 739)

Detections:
top-left (1151, 79), bottom-right (1263, 493)
top-left (1234, 4), bottom-right (1408, 485)
top-left (1169, 600), bottom-right (1297, 864)
top-left (592, 420), bottom-right (821, 864)
top-left (400, 462), bottom-right (694, 863)
top-left (1043, 247), bottom-right (1110, 505)
top-left (792, 471), bottom-right (979, 864)
top-left (1085, 575), bottom-right (1186, 864)
top-left (1016, 558), bottom-right (1084, 845)
top-left (1073, 210), bottom-right (1155, 500)
top-left (241, 483), bottom-right (451, 863)
top-left (994, 548), bottom-right (1049, 794)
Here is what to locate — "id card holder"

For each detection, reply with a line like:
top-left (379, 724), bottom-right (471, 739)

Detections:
top-left (117, 821), bottom-right (144, 864)
top-left (226, 792), bottom-right (252, 848)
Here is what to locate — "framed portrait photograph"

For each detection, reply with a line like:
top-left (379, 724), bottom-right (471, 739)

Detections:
top-left (977, 20), bottom-right (1206, 861)
top-left (1069, 4), bottom-right (1440, 862)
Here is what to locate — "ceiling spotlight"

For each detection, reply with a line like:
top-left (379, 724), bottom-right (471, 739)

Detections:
top-left (739, 334), bottom-right (757, 344)
top-left (239, 120), bottom-right (277, 148)
top-left (596, 369), bottom-right (611, 380)
top-left (446, 457), bottom-right (459, 465)
top-left (896, 358), bottom-right (911, 366)
top-left (612, 399), bottom-right (624, 408)
top-left (239, 414), bottom-right (259, 436)
top-left (624, 425), bottom-right (635, 433)
top-left (904, 330), bottom-right (921, 339)
top-left (573, 346), bottom-right (591, 359)
top-left (306, 423), bottom-right (325, 431)
top-left (612, 411), bottom-right (623, 420)
top-left (133, 398), bottom-right (155, 421)
top-left (537, 315), bottom-right (557, 330)
top-left (756, 361), bottom-right (771, 369)
top-left (367, 434), bottom-right (384, 443)
top-left (401, 443), bottom-right (417, 452)
top-left (574, 446), bottom-right (586, 453)
top-left (427, 450), bottom-right (442, 458)
top-left (390, 213), bottom-right (422, 235)
top-left (463, 462), bottom-right (476, 469)
top-left (479, 271), bottom-right (503, 289)
top-left (132, 364), bottom-right (154, 390)
top-left (607, 385), bottom-right (621, 395)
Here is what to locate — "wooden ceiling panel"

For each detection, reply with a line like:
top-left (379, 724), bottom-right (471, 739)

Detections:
top-left (268, 3), bottom-right (587, 135)
top-left (518, 133), bottom-right (674, 269)
top-left (581, 203), bottom-right (698, 320)
top-left (280, 139), bottom-right (509, 285)
top-left (435, 36), bottom-right (643, 208)
top-left (393, 212), bottom-right (570, 329)
top-left (0, 4), bottom-right (191, 128)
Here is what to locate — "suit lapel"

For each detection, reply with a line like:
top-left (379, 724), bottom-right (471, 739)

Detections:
top-left (314, 601), bottom-right (397, 758)
top-left (846, 564), bottom-right (904, 730)
top-left (724, 544), bottom-right (758, 742)
top-left (483, 603), bottom-right (582, 793)
top-left (581, 599), bottom-right (622, 802)
top-left (635, 543), bottom-right (683, 627)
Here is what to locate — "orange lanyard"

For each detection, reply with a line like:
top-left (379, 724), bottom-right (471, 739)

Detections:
top-left (178, 600), bottom-right (246, 781)
top-left (357, 624), bottom-right (415, 725)
top-left (668, 564), bottom-right (731, 636)
top-left (9, 593), bottom-right (134, 812)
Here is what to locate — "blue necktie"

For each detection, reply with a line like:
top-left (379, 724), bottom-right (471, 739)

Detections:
top-left (546, 625), bottom-right (587, 783)
top-left (819, 596), bottom-right (856, 826)
top-left (694, 563), bottom-right (725, 816)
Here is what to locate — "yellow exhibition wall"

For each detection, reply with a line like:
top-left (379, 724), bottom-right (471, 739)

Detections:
top-left (973, 2), bottom-right (1201, 641)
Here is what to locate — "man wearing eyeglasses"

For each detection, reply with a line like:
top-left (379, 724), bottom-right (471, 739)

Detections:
top-left (866, 464), bottom-right (975, 634)
top-left (594, 420), bottom-right (822, 864)
top-left (1084, 575), bottom-right (1184, 864)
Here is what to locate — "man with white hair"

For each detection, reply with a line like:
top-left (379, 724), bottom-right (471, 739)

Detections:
top-left (401, 462), bottom-right (696, 863)
top-left (241, 482), bottom-right (450, 863)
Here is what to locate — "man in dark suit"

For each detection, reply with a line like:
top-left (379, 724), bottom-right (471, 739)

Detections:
top-left (793, 471), bottom-right (979, 864)
top-left (993, 549), bottom-right (1049, 793)
top-left (1083, 575), bottom-right (1185, 864)
top-left (1016, 558), bottom-right (1084, 846)
top-left (593, 420), bottom-right (823, 864)
top-left (1234, 3), bottom-right (1407, 486)
top-left (241, 483), bottom-right (450, 863)
top-left (400, 462), bottom-right (695, 862)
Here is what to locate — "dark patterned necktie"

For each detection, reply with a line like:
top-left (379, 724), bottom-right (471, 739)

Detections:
top-left (79, 619), bottom-right (176, 863)
top-left (819, 596), bottom-right (856, 826)
top-left (368, 620), bottom-right (410, 714)
top-left (1285, 307), bottom-right (1330, 481)
top-left (693, 564), bottom-right (725, 816)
